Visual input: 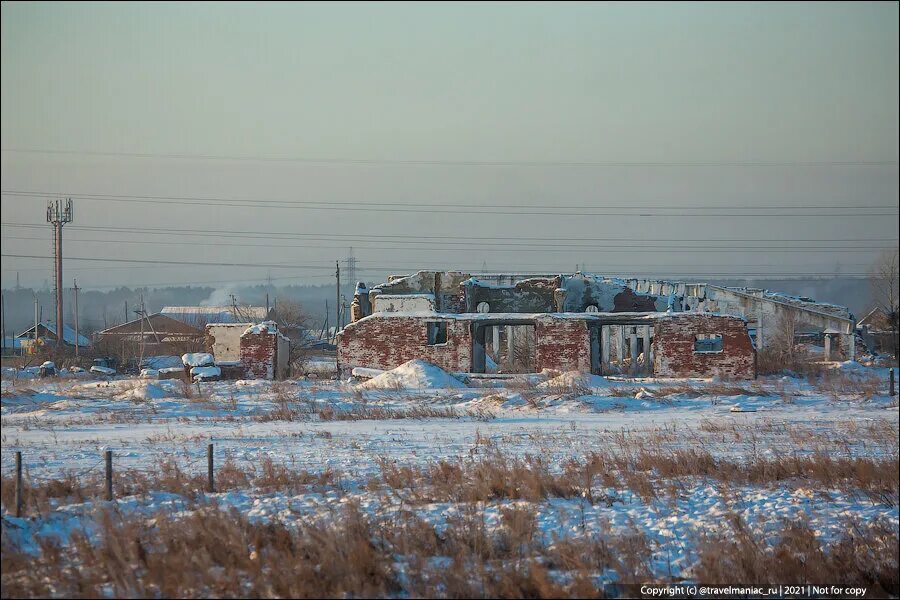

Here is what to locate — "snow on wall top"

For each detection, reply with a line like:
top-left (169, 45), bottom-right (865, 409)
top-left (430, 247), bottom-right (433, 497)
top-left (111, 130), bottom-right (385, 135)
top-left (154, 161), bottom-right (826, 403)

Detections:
top-left (241, 321), bottom-right (288, 341)
top-left (182, 353), bottom-right (215, 367)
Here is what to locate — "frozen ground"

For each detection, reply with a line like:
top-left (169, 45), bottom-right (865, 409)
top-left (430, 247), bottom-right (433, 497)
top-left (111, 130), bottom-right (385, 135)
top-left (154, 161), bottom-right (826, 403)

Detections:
top-left (1, 362), bottom-right (898, 592)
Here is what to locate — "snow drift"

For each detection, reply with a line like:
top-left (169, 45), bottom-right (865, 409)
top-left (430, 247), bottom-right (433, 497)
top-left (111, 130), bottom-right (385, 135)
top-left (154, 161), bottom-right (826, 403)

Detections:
top-left (355, 360), bottom-right (466, 390)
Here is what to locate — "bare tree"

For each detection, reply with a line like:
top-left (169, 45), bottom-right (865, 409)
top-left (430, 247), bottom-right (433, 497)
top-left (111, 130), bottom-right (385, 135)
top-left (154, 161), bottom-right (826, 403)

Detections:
top-left (271, 300), bottom-right (313, 373)
top-left (870, 247), bottom-right (899, 360)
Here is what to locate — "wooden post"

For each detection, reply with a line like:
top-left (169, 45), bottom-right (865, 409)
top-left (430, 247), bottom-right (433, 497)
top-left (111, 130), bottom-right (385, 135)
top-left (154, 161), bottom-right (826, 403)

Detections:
top-left (15, 451), bottom-right (23, 518)
top-left (105, 450), bottom-right (113, 501)
top-left (207, 443), bottom-right (215, 493)
top-left (891, 368), bottom-right (896, 396)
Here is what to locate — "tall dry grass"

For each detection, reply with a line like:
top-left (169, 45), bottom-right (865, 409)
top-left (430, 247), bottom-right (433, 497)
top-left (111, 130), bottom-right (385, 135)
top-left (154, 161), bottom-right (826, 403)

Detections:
top-left (2, 500), bottom-right (896, 598)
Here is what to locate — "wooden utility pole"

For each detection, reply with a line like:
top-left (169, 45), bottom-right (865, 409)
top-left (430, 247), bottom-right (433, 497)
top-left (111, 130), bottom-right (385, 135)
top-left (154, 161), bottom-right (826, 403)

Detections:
top-left (73, 279), bottom-right (80, 359)
top-left (138, 294), bottom-right (145, 366)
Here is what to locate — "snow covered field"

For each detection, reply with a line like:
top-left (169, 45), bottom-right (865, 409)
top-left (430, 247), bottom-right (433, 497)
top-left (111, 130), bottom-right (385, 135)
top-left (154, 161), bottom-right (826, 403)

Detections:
top-left (2, 361), bottom-right (898, 597)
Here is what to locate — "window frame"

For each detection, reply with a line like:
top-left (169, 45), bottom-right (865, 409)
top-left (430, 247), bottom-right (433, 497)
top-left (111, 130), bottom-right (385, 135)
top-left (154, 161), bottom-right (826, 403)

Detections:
top-left (693, 333), bottom-right (724, 353)
top-left (426, 320), bottom-right (449, 346)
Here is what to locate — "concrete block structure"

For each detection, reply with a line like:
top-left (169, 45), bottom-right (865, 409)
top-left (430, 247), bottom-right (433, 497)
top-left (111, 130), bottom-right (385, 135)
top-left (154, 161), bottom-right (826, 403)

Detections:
top-left (240, 321), bottom-right (291, 380)
top-left (337, 270), bottom-right (861, 379)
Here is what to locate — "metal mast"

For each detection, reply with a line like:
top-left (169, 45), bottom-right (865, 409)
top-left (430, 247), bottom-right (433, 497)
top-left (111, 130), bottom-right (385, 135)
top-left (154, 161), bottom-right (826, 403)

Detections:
top-left (47, 199), bottom-right (73, 346)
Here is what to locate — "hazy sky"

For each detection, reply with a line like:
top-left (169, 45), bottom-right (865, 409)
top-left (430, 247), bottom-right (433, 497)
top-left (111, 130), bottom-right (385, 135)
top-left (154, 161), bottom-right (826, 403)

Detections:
top-left (2, 1), bottom-right (898, 290)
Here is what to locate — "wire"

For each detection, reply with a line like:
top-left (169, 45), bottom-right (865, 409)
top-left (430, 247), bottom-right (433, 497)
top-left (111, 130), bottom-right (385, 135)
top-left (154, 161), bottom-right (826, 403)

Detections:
top-left (4, 222), bottom-right (897, 246)
top-left (1, 253), bottom-right (340, 270)
top-left (2, 191), bottom-right (895, 217)
top-left (4, 189), bottom-right (897, 212)
top-left (1, 233), bottom-right (893, 254)
top-left (4, 148), bottom-right (897, 167)
top-left (0, 255), bottom-right (880, 278)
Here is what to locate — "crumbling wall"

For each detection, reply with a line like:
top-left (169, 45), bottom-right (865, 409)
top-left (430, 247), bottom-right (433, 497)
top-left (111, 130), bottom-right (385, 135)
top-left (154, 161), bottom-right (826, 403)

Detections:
top-left (205, 324), bottom-right (249, 362)
top-left (558, 275), bottom-right (670, 312)
top-left (372, 294), bottom-right (435, 313)
top-left (653, 314), bottom-right (756, 379)
top-left (534, 316), bottom-right (591, 373)
top-left (370, 271), bottom-right (470, 313)
top-left (337, 316), bottom-right (472, 374)
top-left (241, 330), bottom-right (277, 379)
top-left (240, 322), bottom-right (289, 380)
top-left (464, 277), bottom-right (560, 313)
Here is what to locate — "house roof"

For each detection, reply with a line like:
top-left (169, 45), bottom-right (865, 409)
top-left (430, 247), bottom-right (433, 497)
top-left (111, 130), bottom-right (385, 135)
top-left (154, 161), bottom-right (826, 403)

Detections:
top-left (857, 307), bottom-right (891, 330)
top-left (16, 322), bottom-right (91, 347)
top-left (96, 313), bottom-right (204, 336)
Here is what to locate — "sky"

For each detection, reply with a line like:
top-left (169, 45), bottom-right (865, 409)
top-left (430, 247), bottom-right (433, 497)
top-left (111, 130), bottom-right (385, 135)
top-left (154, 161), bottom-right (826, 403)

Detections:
top-left (1, 1), bottom-right (898, 291)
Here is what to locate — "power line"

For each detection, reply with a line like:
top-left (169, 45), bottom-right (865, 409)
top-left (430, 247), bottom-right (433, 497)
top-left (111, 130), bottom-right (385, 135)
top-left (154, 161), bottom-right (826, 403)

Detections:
top-left (4, 189), bottom-right (896, 212)
top-left (0, 254), bottom-right (879, 278)
top-left (4, 222), bottom-right (896, 246)
top-left (0, 234), bottom-right (892, 255)
top-left (4, 148), bottom-right (897, 167)
top-left (2, 190), bottom-right (895, 217)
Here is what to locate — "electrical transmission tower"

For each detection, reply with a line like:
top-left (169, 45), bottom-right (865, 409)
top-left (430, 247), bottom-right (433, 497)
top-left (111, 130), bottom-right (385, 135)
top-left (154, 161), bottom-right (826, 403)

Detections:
top-left (345, 247), bottom-right (357, 288)
top-left (47, 198), bottom-right (73, 346)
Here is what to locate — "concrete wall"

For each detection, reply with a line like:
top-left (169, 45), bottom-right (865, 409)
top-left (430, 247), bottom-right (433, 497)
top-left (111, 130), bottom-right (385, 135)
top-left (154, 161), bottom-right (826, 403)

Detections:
top-left (372, 294), bottom-right (435, 313)
top-left (463, 277), bottom-right (559, 313)
top-left (277, 334), bottom-right (290, 379)
top-left (206, 324), bottom-right (249, 362)
top-left (337, 316), bottom-right (473, 374)
top-left (653, 314), bottom-right (756, 379)
top-left (557, 275), bottom-right (670, 313)
top-left (370, 271), bottom-right (470, 313)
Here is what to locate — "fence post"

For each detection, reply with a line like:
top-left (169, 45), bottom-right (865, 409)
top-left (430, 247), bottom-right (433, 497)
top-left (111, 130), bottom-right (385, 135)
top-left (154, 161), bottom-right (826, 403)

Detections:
top-left (891, 368), bottom-right (896, 396)
top-left (207, 443), bottom-right (215, 493)
top-left (105, 450), bottom-right (113, 501)
top-left (15, 451), bottom-right (22, 518)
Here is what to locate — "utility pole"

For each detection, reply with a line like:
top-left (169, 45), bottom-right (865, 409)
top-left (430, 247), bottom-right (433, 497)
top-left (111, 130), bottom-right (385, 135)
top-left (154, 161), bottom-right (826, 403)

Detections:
top-left (335, 260), bottom-right (341, 337)
top-left (47, 198), bottom-right (73, 346)
top-left (138, 294), bottom-right (146, 366)
top-left (125, 301), bottom-right (128, 324)
top-left (73, 279), bottom-right (80, 359)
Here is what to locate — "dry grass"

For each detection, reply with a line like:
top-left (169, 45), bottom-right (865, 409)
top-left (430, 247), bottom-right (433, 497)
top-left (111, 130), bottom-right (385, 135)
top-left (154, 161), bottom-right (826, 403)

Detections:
top-left (253, 402), bottom-right (494, 422)
top-left (2, 500), bottom-right (896, 598)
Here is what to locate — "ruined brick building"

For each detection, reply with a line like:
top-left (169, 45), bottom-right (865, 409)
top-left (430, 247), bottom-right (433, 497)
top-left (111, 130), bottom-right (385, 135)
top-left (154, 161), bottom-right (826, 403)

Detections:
top-left (338, 271), bottom-right (857, 380)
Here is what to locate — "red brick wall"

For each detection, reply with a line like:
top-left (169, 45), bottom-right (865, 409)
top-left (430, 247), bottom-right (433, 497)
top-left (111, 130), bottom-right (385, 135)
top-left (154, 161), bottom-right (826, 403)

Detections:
top-left (534, 317), bottom-right (591, 373)
top-left (653, 315), bottom-right (756, 379)
top-left (337, 316), bottom-right (472, 373)
top-left (240, 332), bottom-right (277, 379)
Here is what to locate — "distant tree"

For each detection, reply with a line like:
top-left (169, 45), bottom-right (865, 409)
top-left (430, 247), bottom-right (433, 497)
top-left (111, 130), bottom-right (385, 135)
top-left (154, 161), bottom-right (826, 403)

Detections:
top-left (869, 247), bottom-right (899, 360)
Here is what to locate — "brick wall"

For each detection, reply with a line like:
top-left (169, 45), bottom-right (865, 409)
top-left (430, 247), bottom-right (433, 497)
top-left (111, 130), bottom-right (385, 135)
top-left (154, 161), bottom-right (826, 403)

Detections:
top-left (534, 317), bottom-right (591, 373)
top-left (653, 314), bottom-right (756, 379)
top-left (240, 331), bottom-right (277, 379)
top-left (337, 316), bottom-right (473, 374)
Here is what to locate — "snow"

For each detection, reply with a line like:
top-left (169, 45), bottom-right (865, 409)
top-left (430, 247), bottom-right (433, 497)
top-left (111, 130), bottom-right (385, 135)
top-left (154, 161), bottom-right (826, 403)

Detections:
top-left (158, 367), bottom-right (184, 374)
top-left (140, 355), bottom-right (182, 369)
top-left (40, 361), bottom-right (56, 369)
top-left (139, 369), bottom-right (159, 379)
top-left (355, 360), bottom-right (466, 390)
top-left (190, 366), bottom-right (221, 380)
top-left (2, 364), bottom-right (897, 587)
top-left (352, 367), bottom-right (385, 379)
top-left (243, 320), bottom-right (278, 335)
top-left (538, 370), bottom-right (614, 391)
top-left (181, 353), bottom-right (214, 367)
top-left (89, 365), bottom-right (115, 375)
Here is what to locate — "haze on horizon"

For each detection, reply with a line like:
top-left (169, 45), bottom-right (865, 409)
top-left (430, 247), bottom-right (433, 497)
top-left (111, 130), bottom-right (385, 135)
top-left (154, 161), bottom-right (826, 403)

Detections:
top-left (2, 1), bottom-right (898, 292)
